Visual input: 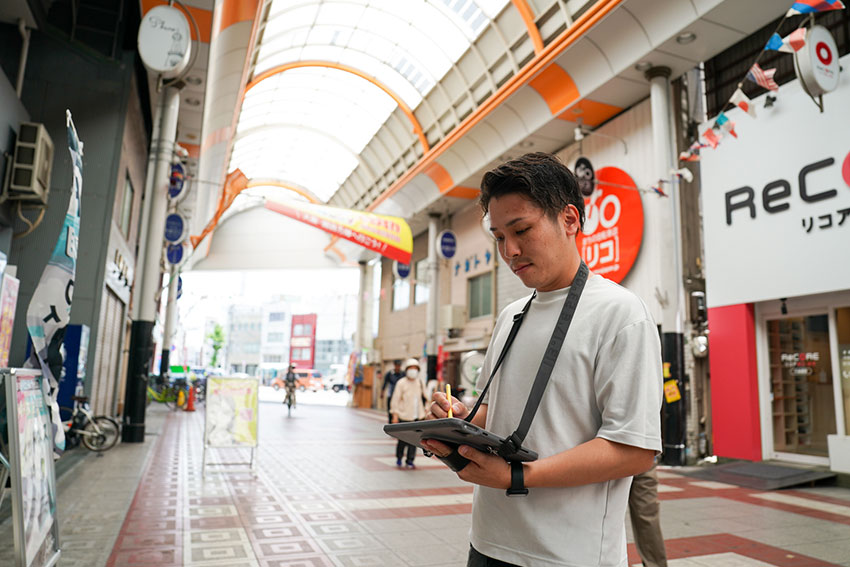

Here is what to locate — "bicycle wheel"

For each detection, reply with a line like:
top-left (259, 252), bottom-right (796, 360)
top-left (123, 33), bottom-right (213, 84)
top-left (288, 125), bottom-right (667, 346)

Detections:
top-left (81, 416), bottom-right (120, 451)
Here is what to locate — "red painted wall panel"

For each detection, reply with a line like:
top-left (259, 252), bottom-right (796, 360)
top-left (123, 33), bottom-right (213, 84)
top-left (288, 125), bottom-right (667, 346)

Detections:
top-left (708, 303), bottom-right (762, 461)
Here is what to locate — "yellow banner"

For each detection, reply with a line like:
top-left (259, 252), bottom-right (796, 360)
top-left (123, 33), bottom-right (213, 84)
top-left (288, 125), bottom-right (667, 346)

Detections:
top-left (265, 198), bottom-right (412, 264)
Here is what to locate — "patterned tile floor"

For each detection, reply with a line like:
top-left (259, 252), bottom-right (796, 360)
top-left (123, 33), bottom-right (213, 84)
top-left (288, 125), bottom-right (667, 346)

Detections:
top-left (3, 391), bottom-right (850, 566)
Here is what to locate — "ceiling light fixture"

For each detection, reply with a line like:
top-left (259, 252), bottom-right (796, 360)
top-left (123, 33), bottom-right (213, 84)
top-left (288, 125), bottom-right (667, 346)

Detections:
top-left (634, 61), bottom-right (653, 72)
top-left (185, 76), bottom-right (202, 86)
top-left (676, 32), bottom-right (697, 45)
top-left (519, 140), bottom-right (534, 148)
top-left (184, 97), bottom-right (201, 107)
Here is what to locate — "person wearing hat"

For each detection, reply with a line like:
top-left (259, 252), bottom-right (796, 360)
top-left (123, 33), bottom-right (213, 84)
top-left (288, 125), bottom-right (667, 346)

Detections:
top-left (389, 358), bottom-right (428, 469)
top-left (380, 359), bottom-right (405, 423)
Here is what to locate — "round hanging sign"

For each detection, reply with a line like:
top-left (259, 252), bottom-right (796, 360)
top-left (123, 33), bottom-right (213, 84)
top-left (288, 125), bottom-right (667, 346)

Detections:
top-left (393, 261), bottom-right (411, 279)
top-left (437, 230), bottom-right (457, 259)
top-left (169, 163), bottom-right (186, 200)
top-left (166, 243), bottom-right (185, 265)
top-left (164, 212), bottom-right (187, 244)
top-left (576, 166), bottom-right (643, 284)
top-left (137, 5), bottom-right (192, 78)
top-left (796, 25), bottom-right (840, 97)
top-left (177, 275), bottom-right (183, 300)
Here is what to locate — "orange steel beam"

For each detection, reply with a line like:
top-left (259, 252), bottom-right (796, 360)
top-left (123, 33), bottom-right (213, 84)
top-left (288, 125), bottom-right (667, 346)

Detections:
top-left (246, 61), bottom-right (430, 153)
top-left (323, 0), bottom-right (622, 257)
top-left (511, 0), bottom-right (544, 54)
top-left (366, 0), bottom-right (622, 214)
top-left (246, 179), bottom-right (320, 203)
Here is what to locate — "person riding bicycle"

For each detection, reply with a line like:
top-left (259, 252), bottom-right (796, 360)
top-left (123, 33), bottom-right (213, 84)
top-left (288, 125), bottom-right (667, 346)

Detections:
top-left (283, 364), bottom-right (297, 410)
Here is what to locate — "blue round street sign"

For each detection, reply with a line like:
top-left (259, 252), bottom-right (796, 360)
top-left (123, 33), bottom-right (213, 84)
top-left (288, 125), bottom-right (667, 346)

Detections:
top-left (177, 275), bottom-right (183, 300)
top-left (437, 230), bottom-right (457, 259)
top-left (164, 213), bottom-right (186, 243)
top-left (393, 261), bottom-right (411, 279)
top-left (166, 243), bottom-right (184, 265)
top-left (169, 163), bottom-right (185, 199)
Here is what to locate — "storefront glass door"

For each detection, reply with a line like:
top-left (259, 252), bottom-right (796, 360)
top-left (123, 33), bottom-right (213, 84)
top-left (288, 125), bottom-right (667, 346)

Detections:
top-left (767, 315), bottom-right (836, 457)
top-left (837, 307), bottom-right (850, 436)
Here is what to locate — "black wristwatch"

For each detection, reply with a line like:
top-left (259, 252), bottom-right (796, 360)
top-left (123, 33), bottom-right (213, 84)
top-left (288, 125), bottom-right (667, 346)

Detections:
top-left (506, 461), bottom-right (528, 497)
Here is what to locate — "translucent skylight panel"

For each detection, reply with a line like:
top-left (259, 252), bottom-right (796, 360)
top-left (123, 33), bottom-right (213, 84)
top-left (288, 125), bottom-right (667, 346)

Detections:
top-left (314, 1), bottom-right (365, 27)
top-left (339, 49), bottom-right (422, 107)
top-left (238, 0), bottom-right (513, 203)
top-left (232, 132), bottom-right (358, 201)
top-left (264, 2), bottom-right (319, 37)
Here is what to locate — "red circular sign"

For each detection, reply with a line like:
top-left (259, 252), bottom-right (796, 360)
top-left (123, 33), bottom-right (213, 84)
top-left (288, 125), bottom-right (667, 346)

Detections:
top-left (842, 150), bottom-right (850, 188)
top-left (575, 167), bottom-right (643, 284)
top-left (816, 41), bottom-right (832, 65)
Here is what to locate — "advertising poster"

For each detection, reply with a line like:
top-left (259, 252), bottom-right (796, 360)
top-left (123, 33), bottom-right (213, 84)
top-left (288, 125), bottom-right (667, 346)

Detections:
top-left (204, 377), bottom-right (259, 448)
top-left (5, 369), bottom-right (60, 567)
top-left (0, 274), bottom-right (20, 367)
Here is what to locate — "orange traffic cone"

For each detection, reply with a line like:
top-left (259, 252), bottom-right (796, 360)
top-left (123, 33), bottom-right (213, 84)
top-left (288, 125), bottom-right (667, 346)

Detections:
top-left (185, 384), bottom-right (196, 412)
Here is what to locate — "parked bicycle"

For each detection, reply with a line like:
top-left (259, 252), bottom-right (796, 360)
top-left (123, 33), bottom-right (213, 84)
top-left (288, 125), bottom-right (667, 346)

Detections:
top-left (147, 375), bottom-right (190, 409)
top-left (59, 396), bottom-right (120, 452)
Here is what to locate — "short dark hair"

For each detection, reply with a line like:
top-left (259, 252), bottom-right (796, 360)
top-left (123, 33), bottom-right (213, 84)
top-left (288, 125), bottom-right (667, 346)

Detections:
top-left (479, 152), bottom-right (585, 229)
top-left (393, 359), bottom-right (402, 365)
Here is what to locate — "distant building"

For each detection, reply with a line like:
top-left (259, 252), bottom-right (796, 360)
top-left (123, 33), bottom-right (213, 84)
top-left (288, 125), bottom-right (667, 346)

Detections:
top-left (226, 304), bottom-right (262, 375)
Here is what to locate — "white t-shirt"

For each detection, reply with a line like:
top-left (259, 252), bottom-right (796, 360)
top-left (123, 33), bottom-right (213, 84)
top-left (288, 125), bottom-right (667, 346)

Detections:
top-left (470, 272), bottom-right (662, 567)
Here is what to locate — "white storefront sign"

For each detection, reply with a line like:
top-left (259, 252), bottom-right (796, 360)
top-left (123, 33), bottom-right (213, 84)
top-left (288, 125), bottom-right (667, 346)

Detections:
top-left (701, 54), bottom-right (850, 308)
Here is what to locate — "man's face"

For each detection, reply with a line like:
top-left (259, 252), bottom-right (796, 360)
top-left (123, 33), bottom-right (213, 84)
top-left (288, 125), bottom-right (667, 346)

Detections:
top-left (488, 193), bottom-right (579, 292)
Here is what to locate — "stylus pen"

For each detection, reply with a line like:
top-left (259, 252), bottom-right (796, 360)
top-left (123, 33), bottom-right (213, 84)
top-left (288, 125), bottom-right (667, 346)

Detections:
top-left (446, 384), bottom-right (453, 418)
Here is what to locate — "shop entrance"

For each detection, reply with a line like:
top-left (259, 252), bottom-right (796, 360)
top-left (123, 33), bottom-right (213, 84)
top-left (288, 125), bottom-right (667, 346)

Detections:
top-left (766, 314), bottom-right (836, 457)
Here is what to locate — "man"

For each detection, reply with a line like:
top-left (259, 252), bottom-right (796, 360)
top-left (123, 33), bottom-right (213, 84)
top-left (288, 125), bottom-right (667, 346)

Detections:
top-left (423, 153), bottom-right (662, 567)
top-left (389, 358), bottom-right (428, 468)
top-left (380, 359), bottom-right (405, 423)
top-left (629, 465), bottom-right (668, 567)
top-left (283, 364), bottom-right (297, 413)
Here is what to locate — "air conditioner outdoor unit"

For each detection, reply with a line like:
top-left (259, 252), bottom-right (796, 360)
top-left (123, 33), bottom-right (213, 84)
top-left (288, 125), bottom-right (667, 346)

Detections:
top-left (3, 122), bottom-right (54, 205)
top-left (440, 304), bottom-right (467, 329)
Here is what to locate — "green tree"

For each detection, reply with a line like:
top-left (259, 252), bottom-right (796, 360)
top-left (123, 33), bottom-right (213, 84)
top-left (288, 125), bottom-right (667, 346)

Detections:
top-left (207, 323), bottom-right (226, 368)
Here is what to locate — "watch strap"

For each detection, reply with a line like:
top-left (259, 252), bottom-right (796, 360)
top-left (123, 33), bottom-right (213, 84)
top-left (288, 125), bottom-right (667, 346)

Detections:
top-left (506, 461), bottom-right (528, 497)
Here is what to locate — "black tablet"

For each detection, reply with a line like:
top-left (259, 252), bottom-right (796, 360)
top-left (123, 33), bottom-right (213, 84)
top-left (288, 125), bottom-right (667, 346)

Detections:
top-left (383, 418), bottom-right (538, 462)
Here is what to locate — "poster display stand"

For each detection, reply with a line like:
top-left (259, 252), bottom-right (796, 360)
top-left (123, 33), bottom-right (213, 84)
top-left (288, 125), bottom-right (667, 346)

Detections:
top-left (2, 368), bottom-right (61, 567)
top-left (202, 376), bottom-right (260, 475)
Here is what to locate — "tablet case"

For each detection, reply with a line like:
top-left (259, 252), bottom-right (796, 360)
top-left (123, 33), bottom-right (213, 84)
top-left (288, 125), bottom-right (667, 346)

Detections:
top-left (383, 417), bottom-right (538, 463)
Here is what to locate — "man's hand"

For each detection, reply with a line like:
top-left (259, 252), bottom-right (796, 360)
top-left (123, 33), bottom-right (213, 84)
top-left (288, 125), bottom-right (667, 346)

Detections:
top-left (391, 415), bottom-right (398, 424)
top-left (419, 441), bottom-right (510, 489)
top-left (427, 391), bottom-right (468, 420)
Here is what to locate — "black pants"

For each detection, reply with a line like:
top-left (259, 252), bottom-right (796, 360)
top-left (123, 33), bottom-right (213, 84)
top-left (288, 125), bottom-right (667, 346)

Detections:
top-left (467, 546), bottom-right (520, 567)
top-left (395, 419), bottom-right (417, 463)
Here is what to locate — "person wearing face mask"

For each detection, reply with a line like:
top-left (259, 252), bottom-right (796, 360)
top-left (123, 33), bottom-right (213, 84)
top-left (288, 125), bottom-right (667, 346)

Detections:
top-left (389, 358), bottom-right (428, 469)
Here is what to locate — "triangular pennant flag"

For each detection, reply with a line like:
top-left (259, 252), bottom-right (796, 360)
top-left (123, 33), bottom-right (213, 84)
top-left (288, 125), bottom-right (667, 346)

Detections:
top-left (787, 0), bottom-right (845, 17)
top-left (702, 127), bottom-right (721, 148)
top-left (730, 88), bottom-right (757, 118)
top-left (765, 33), bottom-right (791, 52)
top-left (782, 28), bottom-right (807, 51)
top-left (746, 63), bottom-right (779, 91)
top-left (715, 112), bottom-right (738, 138)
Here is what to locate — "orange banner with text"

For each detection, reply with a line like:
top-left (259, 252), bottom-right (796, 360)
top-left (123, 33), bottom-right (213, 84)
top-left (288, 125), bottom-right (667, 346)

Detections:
top-left (264, 198), bottom-right (412, 264)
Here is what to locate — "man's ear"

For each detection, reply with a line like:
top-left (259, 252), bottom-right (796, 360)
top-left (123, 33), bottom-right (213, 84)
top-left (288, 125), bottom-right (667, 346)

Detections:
top-left (562, 204), bottom-right (581, 236)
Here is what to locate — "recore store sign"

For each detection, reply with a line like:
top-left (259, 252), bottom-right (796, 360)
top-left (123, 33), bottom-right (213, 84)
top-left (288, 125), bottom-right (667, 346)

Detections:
top-left (700, 53), bottom-right (850, 308)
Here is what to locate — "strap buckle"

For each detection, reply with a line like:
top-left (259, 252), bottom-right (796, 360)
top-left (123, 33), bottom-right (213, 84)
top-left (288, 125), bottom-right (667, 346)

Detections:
top-left (498, 432), bottom-right (522, 459)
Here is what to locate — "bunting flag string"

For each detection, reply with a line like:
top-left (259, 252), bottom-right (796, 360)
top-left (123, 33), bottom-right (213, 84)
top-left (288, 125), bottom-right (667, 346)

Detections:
top-left (680, 0), bottom-right (846, 162)
top-left (786, 0), bottom-right (844, 16)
